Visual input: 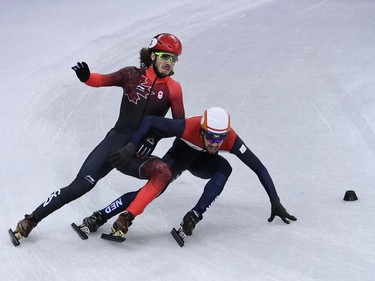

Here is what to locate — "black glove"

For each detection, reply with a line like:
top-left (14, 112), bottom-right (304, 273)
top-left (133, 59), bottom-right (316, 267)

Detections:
top-left (268, 197), bottom-right (297, 224)
top-left (109, 143), bottom-right (137, 170)
top-left (136, 137), bottom-right (157, 158)
top-left (71, 62), bottom-right (90, 82)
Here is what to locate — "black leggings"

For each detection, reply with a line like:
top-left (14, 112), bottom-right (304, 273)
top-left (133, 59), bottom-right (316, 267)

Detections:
top-left (32, 129), bottom-right (148, 222)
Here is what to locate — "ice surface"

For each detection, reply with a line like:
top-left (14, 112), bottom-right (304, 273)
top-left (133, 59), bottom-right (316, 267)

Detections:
top-left (1, 1), bottom-right (375, 280)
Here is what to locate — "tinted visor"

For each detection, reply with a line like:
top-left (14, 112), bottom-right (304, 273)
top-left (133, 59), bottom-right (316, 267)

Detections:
top-left (204, 131), bottom-right (227, 143)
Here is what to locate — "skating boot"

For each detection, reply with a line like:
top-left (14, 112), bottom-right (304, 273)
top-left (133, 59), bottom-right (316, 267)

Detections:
top-left (82, 211), bottom-right (107, 232)
top-left (181, 210), bottom-right (201, 236)
top-left (16, 213), bottom-right (38, 238)
top-left (71, 211), bottom-right (107, 240)
top-left (101, 211), bottom-right (134, 243)
top-left (9, 213), bottom-right (38, 246)
top-left (112, 211), bottom-right (134, 235)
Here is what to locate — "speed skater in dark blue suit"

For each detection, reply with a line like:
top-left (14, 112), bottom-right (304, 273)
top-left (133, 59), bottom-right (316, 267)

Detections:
top-left (83, 107), bottom-right (296, 237)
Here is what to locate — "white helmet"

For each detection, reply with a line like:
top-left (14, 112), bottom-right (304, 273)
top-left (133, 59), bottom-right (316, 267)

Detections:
top-left (200, 107), bottom-right (231, 139)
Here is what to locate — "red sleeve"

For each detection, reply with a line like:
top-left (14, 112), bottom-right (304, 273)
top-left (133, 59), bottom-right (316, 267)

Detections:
top-left (84, 73), bottom-right (107, 87)
top-left (168, 80), bottom-right (185, 119)
top-left (84, 68), bottom-right (129, 87)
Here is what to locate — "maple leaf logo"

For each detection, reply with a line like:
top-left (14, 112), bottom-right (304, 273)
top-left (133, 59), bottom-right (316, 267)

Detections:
top-left (126, 75), bottom-right (155, 104)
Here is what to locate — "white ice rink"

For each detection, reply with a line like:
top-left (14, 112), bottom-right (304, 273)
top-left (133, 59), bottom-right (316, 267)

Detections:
top-left (1, 1), bottom-right (375, 280)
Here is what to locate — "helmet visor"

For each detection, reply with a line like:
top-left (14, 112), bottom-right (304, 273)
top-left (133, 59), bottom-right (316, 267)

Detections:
top-left (203, 131), bottom-right (227, 143)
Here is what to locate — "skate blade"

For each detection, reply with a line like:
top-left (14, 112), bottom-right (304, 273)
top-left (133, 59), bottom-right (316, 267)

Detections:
top-left (71, 223), bottom-right (89, 240)
top-left (100, 227), bottom-right (126, 243)
top-left (171, 227), bottom-right (185, 247)
top-left (8, 228), bottom-right (21, 247)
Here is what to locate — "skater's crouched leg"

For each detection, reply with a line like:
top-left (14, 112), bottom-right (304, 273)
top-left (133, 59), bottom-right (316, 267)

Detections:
top-left (141, 158), bottom-right (172, 192)
top-left (59, 174), bottom-right (98, 204)
top-left (14, 174), bottom-right (98, 239)
top-left (125, 158), bottom-right (172, 217)
top-left (32, 174), bottom-right (98, 223)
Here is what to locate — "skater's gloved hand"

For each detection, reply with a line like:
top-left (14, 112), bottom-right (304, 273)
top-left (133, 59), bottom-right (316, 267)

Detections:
top-left (268, 197), bottom-right (297, 224)
top-left (71, 62), bottom-right (91, 82)
top-left (137, 137), bottom-right (157, 158)
top-left (137, 129), bottom-right (164, 158)
top-left (110, 143), bottom-right (137, 170)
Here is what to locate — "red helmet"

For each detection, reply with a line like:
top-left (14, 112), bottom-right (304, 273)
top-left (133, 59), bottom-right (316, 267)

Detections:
top-left (148, 33), bottom-right (182, 55)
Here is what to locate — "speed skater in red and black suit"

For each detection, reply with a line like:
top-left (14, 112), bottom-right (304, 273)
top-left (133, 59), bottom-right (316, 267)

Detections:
top-left (12, 33), bottom-right (186, 243)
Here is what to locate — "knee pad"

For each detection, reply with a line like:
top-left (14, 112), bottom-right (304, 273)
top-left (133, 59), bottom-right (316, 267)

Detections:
top-left (153, 161), bottom-right (172, 184)
top-left (145, 159), bottom-right (172, 191)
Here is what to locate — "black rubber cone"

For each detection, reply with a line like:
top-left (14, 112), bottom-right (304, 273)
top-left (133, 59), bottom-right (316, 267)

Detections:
top-left (343, 190), bottom-right (358, 201)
